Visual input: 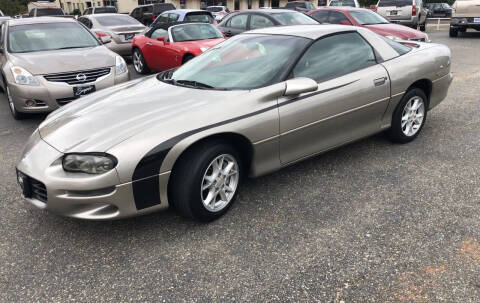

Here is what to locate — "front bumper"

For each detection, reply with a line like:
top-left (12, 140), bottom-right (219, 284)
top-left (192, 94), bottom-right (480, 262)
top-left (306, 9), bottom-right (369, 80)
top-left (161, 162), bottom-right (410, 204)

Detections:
top-left (8, 68), bottom-right (129, 114)
top-left (450, 17), bottom-right (480, 29)
top-left (16, 130), bottom-right (168, 220)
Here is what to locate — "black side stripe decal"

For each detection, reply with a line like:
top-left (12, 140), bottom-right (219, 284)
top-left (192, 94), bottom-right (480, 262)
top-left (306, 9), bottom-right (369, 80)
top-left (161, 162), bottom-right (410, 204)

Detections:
top-left (131, 80), bottom-right (358, 210)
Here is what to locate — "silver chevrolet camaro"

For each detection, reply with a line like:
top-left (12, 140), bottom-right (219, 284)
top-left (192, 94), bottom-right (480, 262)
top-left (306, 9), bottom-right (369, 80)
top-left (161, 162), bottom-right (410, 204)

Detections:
top-left (16, 25), bottom-right (453, 221)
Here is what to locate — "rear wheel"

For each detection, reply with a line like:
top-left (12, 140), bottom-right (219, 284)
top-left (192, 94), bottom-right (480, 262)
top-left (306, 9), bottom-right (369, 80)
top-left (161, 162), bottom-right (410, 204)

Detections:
top-left (169, 142), bottom-right (242, 222)
top-left (449, 27), bottom-right (458, 37)
top-left (419, 23), bottom-right (426, 32)
top-left (388, 88), bottom-right (427, 143)
top-left (132, 48), bottom-right (150, 74)
top-left (182, 54), bottom-right (194, 64)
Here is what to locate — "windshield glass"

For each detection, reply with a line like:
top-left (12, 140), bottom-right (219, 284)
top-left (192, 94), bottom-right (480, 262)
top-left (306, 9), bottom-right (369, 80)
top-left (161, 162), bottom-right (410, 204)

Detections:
top-left (350, 10), bottom-right (389, 24)
top-left (184, 12), bottom-right (214, 23)
top-left (95, 14), bottom-right (141, 26)
top-left (378, 0), bottom-right (412, 7)
top-left (206, 7), bottom-right (223, 12)
top-left (94, 7), bottom-right (116, 13)
top-left (36, 8), bottom-right (64, 16)
top-left (271, 12), bottom-right (318, 24)
top-left (171, 23), bottom-right (223, 42)
top-left (166, 34), bottom-right (310, 90)
top-left (8, 22), bottom-right (99, 53)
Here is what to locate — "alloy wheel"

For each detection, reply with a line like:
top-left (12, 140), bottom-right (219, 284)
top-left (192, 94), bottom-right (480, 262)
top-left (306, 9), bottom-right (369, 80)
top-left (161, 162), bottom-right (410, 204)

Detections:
top-left (200, 154), bottom-right (239, 212)
top-left (401, 96), bottom-right (425, 137)
top-left (6, 86), bottom-right (16, 115)
top-left (133, 50), bottom-right (144, 73)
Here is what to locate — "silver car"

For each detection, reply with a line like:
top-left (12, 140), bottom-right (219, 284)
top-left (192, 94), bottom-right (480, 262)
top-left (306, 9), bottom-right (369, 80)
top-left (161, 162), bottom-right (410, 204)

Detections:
top-left (376, 0), bottom-right (428, 31)
top-left (0, 17), bottom-right (129, 119)
top-left (77, 14), bottom-right (146, 56)
top-left (16, 25), bottom-right (452, 221)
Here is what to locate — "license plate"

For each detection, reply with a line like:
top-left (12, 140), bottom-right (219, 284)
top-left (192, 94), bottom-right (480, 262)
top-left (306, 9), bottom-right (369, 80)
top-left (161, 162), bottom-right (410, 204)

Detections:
top-left (389, 10), bottom-right (398, 16)
top-left (73, 85), bottom-right (95, 97)
top-left (474, 18), bottom-right (480, 23)
top-left (125, 33), bottom-right (135, 40)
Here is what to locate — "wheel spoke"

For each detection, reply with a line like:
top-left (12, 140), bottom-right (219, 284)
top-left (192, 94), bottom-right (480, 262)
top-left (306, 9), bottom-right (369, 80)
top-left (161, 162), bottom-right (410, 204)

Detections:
top-left (219, 189), bottom-right (227, 202)
top-left (222, 162), bottom-right (234, 176)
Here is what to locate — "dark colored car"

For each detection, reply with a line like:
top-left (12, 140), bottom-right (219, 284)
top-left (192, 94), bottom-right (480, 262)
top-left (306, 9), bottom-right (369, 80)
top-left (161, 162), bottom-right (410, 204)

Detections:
top-left (149, 9), bottom-right (215, 29)
top-left (130, 3), bottom-right (176, 26)
top-left (426, 3), bottom-right (452, 17)
top-left (284, 1), bottom-right (316, 13)
top-left (217, 9), bottom-right (318, 37)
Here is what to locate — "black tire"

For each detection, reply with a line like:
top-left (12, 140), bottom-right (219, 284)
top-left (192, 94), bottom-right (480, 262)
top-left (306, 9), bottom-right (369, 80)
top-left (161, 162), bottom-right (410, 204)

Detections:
top-left (4, 81), bottom-right (25, 120)
top-left (169, 141), bottom-right (243, 222)
top-left (132, 48), bottom-right (150, 74)
top-left (182, 54), bottom-right (194, 64)
top-left (449, 27), bottom-right (458, 37)
top-left (387, 88), bottom-right (428, 144)
top-left (419, 23), bottom-right (426, 32)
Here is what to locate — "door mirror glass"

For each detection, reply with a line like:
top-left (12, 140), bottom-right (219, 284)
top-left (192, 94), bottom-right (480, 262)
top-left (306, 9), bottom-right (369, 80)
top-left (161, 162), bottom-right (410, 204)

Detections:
top-left (284, 78), bottom-right (318, 96)
top-left (157, 36), bottom-right (166, 42)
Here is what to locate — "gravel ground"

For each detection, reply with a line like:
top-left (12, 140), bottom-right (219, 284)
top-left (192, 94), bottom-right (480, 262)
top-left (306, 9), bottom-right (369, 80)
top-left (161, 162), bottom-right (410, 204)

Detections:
top-left (0, 30), bottom-right (480, 302)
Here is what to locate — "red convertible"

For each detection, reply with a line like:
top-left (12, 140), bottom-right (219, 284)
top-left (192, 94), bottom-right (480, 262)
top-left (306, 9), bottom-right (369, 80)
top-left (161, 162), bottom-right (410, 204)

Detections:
top-left (132, 23), bottom-right (225, 74)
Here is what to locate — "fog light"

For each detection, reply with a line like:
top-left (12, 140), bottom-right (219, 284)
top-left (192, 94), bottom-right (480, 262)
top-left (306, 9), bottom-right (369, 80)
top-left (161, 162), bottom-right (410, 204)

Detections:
top-left (25, 99), bottom-right (35, 107)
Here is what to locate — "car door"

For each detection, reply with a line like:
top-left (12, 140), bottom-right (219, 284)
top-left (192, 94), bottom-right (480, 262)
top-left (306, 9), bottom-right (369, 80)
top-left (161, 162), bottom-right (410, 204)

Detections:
top-left (223, 14), bottom-right (249, 37)
top-left (142, 28), bottom-right (171, 71)
top-left (279, 31), bottom-right (390, 164)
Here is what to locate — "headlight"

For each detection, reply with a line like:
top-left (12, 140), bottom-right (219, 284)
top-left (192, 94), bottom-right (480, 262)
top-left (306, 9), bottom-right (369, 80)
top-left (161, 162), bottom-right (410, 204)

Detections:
top-left (200, 47), bottom-right (208, 52)
top-left (62, 153), bottom-right (117, 174)
top-left (385, 35), bottom-right (402, 41)
top-left (115, 56), bottom-right (127, 75)
top-left (10, 66), bottom-right (39, 86)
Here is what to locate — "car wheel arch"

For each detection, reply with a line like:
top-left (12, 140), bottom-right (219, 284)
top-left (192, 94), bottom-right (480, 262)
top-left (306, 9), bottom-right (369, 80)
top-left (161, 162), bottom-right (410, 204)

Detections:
top-left (407, 79), bottom-right (432, 105)
top-left (182, 53), bottom-right (195, 64)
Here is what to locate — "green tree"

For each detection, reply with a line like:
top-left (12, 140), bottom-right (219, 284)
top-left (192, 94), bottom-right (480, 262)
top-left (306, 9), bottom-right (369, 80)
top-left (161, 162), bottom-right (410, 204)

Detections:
top-left (0, 0), bottom-right (26, 16)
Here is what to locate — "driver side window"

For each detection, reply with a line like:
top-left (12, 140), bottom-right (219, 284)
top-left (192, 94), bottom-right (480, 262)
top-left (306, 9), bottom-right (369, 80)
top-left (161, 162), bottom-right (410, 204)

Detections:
top-left (151, 28), bottom-right (169, 41)
top-left (293, 32), bottom-right (376, 83)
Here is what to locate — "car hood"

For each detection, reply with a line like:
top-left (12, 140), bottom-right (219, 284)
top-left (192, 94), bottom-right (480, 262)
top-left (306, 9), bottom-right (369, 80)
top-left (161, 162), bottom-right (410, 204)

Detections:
top-left (173, 38), bottom-right (226, 51)
top-left (38, 75), bottom-right (248, 153)
top-left (364, 23), bottom-right (426, 40)
top-left (8, 46), bottom-right (116, 75)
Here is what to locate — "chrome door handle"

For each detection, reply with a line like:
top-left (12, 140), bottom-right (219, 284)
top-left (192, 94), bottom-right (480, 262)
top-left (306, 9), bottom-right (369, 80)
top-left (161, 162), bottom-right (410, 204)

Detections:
top-left (146, 42), bottom-right (152, 46)
top-left (374, 77), bottom-right (387, 86)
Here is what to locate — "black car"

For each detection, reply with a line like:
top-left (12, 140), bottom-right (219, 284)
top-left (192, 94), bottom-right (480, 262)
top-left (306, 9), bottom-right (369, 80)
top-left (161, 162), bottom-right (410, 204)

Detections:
top-left (217, 9), bottom-right (318, 37)
top-left (426, 3), bottom-right (452, 18)
top-left (130, 3), bottom-right (176, 26)
top-left (284, 1), bottom-right (316, 13)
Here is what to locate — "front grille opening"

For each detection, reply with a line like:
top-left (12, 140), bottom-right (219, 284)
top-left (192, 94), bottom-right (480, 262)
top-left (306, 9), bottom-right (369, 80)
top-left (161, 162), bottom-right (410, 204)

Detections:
top-left (44, 68), bottom-right (111, 85)
top-left (30, 178), bottom-right (47, 203)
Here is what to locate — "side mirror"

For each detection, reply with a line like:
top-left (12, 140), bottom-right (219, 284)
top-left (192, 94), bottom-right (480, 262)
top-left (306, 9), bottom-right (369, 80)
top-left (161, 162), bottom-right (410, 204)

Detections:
top-left (100, 36), bottom-right (111, 44)
top-left (157, 36), bottom-right (166, 43)
top-left (284, 78), bottom-right (318, 96)
top-left (340, 20), bottom-right (351, 25)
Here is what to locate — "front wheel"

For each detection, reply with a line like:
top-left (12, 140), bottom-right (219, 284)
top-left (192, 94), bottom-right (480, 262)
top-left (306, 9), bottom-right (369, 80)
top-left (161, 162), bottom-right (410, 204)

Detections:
top-left (132, 48), bottom-right (150, 74)
top-left (388, 88), bottom-right (427, 144)
top-left (5, 83), bottom-right (25, 120)
top-left (449, 27), bottom-right (458, 37)
top-left (169, 142), bottom-right (242, 222)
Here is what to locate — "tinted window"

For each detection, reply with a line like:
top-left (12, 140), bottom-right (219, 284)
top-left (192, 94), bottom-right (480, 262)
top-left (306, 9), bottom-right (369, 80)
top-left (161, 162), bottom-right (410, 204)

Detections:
top-left (328, 11), bottom-right (351, 24)
top-left (311, 10), bottom-right (329, 22)
top-left (153, 3), bottom-right (175, 14)
top-left (168, 13), bottom-right (179, 21)
top-left (151, 13), bottom-right (170, 26)
top-left (95, 15), bottom-right (142, 26)
top-left (293, 32), bottom-right (376, 82)
top-left (329, 0), bottom-right (356, 6)
top-left (36, 8), bottom-right (64, 16)
top-left (270, 12), bottom-right (318, 24)
top-left (378, 34), bottom-right (411, 55)
top-left (184, 12), bottom-right (213, 23)
top-left (250, 14), bottom-right (275, 29)
top-left (377, 0), bottom-right (412, 7)
top-left (207, 7), bottom-right (223, 12)
top-left (171, 24), bottom-right (223, 42)
top-left (228, 14), bottom-right (248, 29)
top-left (350, 10), bottom-right (389, 25)
top-left (94, 7), bottom-right (117, 13)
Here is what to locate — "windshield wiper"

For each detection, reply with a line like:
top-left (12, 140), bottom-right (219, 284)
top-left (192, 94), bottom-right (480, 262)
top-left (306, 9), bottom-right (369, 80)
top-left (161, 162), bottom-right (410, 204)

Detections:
top-left (175, 80), bottom-right (214, 89)
top-left (52, 46), bottom-right (92, 50)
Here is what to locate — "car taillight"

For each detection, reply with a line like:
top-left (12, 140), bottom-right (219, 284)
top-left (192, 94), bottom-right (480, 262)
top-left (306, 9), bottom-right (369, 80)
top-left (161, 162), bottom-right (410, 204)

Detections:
top-left (412, 4), bottom-right (416, 16)
top-left (95, 31), bottom-right (110, 38)
top-left (152, 14), bottom-right (156, 20)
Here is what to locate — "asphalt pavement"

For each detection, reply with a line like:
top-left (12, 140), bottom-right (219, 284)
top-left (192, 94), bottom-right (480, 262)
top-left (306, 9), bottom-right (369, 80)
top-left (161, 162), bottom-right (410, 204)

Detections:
top-left (1, 30), bottom-right (480, 302)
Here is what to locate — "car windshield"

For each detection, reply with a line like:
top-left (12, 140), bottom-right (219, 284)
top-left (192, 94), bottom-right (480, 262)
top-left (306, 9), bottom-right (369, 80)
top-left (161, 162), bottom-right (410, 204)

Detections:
top-left (378, 0), bottom-right (412, 7)
top-left (95, 14), bottom-right (142, 26)
top-left (164, 34), bottom-right (310, 90)
top-left (350, 10), bottom-right (389, 24)
top-left (329, 0), bottom-right (355, 6)
top-left (94, 7), bottom-right (116, 13)
top-left (36, 8), bottom-right (64, 16)
top-left (206, 7), bottom-right (223, 12)
top-left (270, 12), bottom-right (318, 25)
top-left (8, 22), bottom-right (99, 53)
top-left (171, 23), bottom-right (223, 42)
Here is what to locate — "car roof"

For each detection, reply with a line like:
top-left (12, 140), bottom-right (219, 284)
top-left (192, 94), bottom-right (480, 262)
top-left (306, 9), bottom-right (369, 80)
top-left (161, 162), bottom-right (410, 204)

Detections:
top-left (235, 9), bottom-right (300, 14)
top-left (312, 6), bottom-right (364, 12)
top-left (246, 24), bottom-right (359, 39)
top-left (87, 13), bottom-right (127, 17)
top-left (7, 17), bottom-right (76, 26)
top-left (164, 9), bottom-right (207, 14)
